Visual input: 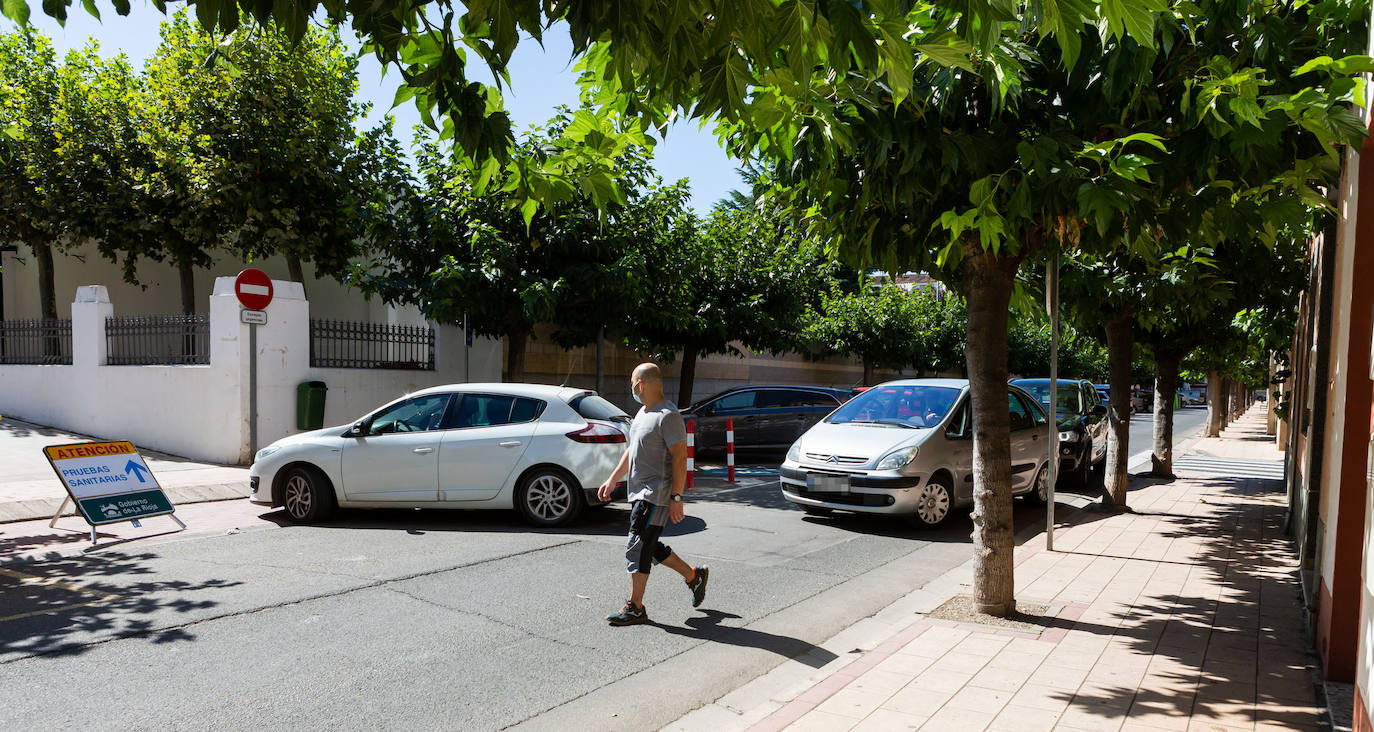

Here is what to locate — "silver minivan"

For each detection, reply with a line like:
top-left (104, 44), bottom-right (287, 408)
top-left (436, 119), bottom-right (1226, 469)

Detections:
top-left (780, 378), bottom-right (1051, 527)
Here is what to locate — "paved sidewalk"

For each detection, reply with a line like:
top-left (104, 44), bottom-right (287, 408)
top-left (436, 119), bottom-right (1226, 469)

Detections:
top-left (0, 416), bottom-right (247, 523)
top-left (671, 405), bottom-right (1322, 731)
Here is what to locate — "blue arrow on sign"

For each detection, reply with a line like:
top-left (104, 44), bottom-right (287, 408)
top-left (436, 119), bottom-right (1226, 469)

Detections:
top-left (124, 460), bottom-right (149, 483)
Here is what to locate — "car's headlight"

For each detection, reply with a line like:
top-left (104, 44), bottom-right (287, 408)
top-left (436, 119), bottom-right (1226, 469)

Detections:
top-left (876, 446), bottom-right (920, 471)
top-left (1057, 431), bottom-right (1078, 442)
top-left (786, 441), bottom-right (801, 463)
top-left (255, 445), bottom-right (282, 462)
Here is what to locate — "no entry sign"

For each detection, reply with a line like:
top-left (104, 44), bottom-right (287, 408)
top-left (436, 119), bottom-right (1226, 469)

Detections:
top-left (44, 441), bottom-right (177, 526)
top-left (234, 268), bottom-right (274, 311)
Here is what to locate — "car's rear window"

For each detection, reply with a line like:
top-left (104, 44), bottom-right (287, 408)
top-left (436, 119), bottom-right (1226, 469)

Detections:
top-left (569, 393), bottom-right (630, 423)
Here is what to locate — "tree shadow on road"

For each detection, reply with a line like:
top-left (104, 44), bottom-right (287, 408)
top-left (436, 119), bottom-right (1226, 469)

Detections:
top-left (0, 551), bottom-right (240, 662)
top-left (648, 609), bottom-right (839, 668)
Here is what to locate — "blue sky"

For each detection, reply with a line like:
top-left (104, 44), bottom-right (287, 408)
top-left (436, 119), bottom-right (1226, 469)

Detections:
top-left (13, 6), bottom-right (743, 213)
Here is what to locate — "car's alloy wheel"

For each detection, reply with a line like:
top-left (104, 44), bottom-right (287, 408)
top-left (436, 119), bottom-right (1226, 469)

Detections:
top-left (281, 466), bottom-right (335, 523)
top-left (1025, 464), bottom-right (1051, 505)
top-left (911, 479), bottom-right (952, 527)
top-left (517, 468), bottom-right (585, 527)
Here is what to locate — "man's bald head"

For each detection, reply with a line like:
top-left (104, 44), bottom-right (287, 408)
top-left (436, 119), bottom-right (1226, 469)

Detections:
top-left (632, 363), bottom-right (662, 387)
top-left (631, 363), bottom-right (666, 406)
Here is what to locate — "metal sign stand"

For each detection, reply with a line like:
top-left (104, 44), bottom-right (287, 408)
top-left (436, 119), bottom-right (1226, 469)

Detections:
top-left (1047, 253), bottom-right (1060, 551)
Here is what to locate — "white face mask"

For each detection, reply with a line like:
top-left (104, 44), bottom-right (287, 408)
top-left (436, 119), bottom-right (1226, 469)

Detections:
top-left (631, 382), bottom-right (643, 405)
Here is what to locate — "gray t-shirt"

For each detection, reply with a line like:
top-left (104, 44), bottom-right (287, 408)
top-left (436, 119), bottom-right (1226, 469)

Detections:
top-left (626, 401), bottom-right (688, 505)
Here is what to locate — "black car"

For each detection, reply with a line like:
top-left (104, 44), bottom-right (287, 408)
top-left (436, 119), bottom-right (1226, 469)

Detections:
top-left (1010, 378), bottom-right (1109, 487)
top-left (684, 385), bottom-right (853, 453)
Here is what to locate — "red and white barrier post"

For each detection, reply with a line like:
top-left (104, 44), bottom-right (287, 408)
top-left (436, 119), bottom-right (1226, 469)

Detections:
top-left (685, 419), bottom-right (695, 491)
top-left (726, 417), bottom-right (736, 483)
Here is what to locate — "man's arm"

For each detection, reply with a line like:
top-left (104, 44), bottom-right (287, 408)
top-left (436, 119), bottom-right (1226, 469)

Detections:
top-left (667, 441), bottom-right (688, 522)
top-left (597, 448), bottom-right (631, 501)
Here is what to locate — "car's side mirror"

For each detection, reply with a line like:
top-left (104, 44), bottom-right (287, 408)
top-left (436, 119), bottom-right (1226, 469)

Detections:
top-left (348, 419), bottom-right (369, 437)
top-left (1091, 404), bottom-right (1108, 418)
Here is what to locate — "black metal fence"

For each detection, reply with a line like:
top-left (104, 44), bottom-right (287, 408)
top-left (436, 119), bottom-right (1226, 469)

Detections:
top-left (106, 314), bottom-right (210, 365)
top-left (310, 319), bottom-right (435, 370)
top-left (0, 319), bottom-right (73, 365)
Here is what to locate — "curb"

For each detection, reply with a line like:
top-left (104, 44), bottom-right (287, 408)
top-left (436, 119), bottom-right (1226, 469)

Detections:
top-left (0, 483), bottom-right (246, 524)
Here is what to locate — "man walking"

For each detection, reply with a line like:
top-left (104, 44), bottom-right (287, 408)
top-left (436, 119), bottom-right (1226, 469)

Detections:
top-left (598, 362), bottom-right (709, 626)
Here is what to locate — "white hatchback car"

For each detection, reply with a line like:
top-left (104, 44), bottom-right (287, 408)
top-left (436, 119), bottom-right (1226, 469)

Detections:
top-left (249, 383), bottom-right (629, 526)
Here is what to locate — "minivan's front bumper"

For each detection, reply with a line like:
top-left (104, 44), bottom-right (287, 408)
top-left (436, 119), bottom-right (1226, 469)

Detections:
top-left (779, 463), bottom-right (925, 514)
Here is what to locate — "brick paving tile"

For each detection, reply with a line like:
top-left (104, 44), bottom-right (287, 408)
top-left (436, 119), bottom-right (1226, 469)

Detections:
top-left (917, 705), bottom-right (996, 731)
top-left (880, 685), bottom-right (953, 718)
top-left (851, 708), bottom-right (928, 731)
top-left (988, 703), bottom-right (1065, 732)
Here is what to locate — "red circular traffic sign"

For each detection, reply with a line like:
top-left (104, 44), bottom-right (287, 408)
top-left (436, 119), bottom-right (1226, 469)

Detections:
top-left (234, 268), bottom-right (274, 311)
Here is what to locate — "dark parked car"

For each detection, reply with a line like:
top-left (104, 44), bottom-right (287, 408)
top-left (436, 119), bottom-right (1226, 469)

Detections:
top-left (1010, 378), bottom-right (1108, 487)
top-left (684, 385), bottom-right (852, 453)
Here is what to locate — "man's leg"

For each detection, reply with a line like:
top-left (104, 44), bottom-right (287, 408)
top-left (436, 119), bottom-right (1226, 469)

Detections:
top-left (629, 572), bottom-right (650, 607)
top-left (659, 553), bottom-right (695, 581)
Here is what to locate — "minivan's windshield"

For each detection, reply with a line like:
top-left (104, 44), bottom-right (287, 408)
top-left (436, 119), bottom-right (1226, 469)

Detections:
top-left (826, 385), bottom-right (961, 428)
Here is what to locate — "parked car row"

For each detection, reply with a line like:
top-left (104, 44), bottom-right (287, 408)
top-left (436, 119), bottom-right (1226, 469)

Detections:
top-left (248, 374), bottom-right (1112, 532)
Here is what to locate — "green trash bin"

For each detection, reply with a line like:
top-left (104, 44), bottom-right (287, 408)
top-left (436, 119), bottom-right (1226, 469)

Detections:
top-left (296, 381), bottom-right (328, 430)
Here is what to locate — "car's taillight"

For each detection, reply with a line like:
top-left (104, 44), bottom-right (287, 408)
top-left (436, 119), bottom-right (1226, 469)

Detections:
top-left (566, 423), bottom-right (626, 444)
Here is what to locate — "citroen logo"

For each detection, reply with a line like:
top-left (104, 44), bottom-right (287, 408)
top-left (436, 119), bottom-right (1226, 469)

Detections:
top-left (826, 455), bottom-right (840, 463)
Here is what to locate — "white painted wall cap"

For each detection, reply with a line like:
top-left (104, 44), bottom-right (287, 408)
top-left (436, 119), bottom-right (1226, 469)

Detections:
top-left (73, 285), bottom-right (111, 303)
top-left (210, 276), bottom-right (306, 301)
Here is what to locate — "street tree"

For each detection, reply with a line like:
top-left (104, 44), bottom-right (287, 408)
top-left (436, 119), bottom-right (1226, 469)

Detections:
top-left (626, 203), bottom-right (836, 405)
top-left (99, 12), bottom-right (383, 313)
top-left (352, 109), bottom-right (660, 381)
top-left (0, 31), bottom-right (137, 321)
top-left (802, 285), bottom-right (922, 386)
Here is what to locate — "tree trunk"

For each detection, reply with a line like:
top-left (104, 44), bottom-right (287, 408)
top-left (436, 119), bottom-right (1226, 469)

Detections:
top-left (1266, 355), bottom-right (1278, 436)
top-left (862, 357), bottom-right (875, 387)
top-left (178, 258), bottom-right (196, 315)
top-left (34, 238), bottom-right (57, 322)
top-left (1102, 313), bottom-right (1134, 505)
top-left (962, 250), bottom-right (1020, 618)
top-left (1151, 353), bottom-right (1182, 478)
top-left (286, 253), bottom-right (307, 298)
top-left (1205, 370), bottom-right (1223, 437)
top-left (505, 326), bottom-right (528, 382)
top-left (678, 346), bottom-right (698, 407)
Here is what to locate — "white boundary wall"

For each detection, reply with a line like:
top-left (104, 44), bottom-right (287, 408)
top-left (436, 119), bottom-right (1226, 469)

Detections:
top-left (0, 278), bottom-right (501, 464)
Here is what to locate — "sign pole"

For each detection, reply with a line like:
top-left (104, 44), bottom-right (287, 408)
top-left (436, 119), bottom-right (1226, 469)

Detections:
top-left (249, 320), bottom-right (257, 455)
top-left (233, 269), bottom-right (273, 457)
top-left (1047, 253), bottom-right (1060, 551)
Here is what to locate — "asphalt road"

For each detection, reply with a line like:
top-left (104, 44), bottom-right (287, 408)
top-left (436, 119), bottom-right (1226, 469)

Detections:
top-left (1128, 405), bottom-right (1209, 468)
top-left (0, 408), bottom-right (1209, 731)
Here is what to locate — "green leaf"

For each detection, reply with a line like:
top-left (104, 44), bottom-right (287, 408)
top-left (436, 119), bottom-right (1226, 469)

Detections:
top-left (519, 197), bottom-right (538, 231)
top-left (1100, 0), bottom-right (1163, 47)
top-left (2, 0), bottom-right (30, 24)
top-left (916, 36), bottom-right (976, 73)
top-left (1293, 56), bottom-right (1333, 76)
top-left (1118, 132), bottom-right (1167, 152)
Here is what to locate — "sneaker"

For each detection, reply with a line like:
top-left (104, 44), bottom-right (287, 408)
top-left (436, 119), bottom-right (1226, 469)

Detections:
top-left (686, 566), bottom-right (709, 608)
top-left (606, 600), bottom-right (648, 626)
